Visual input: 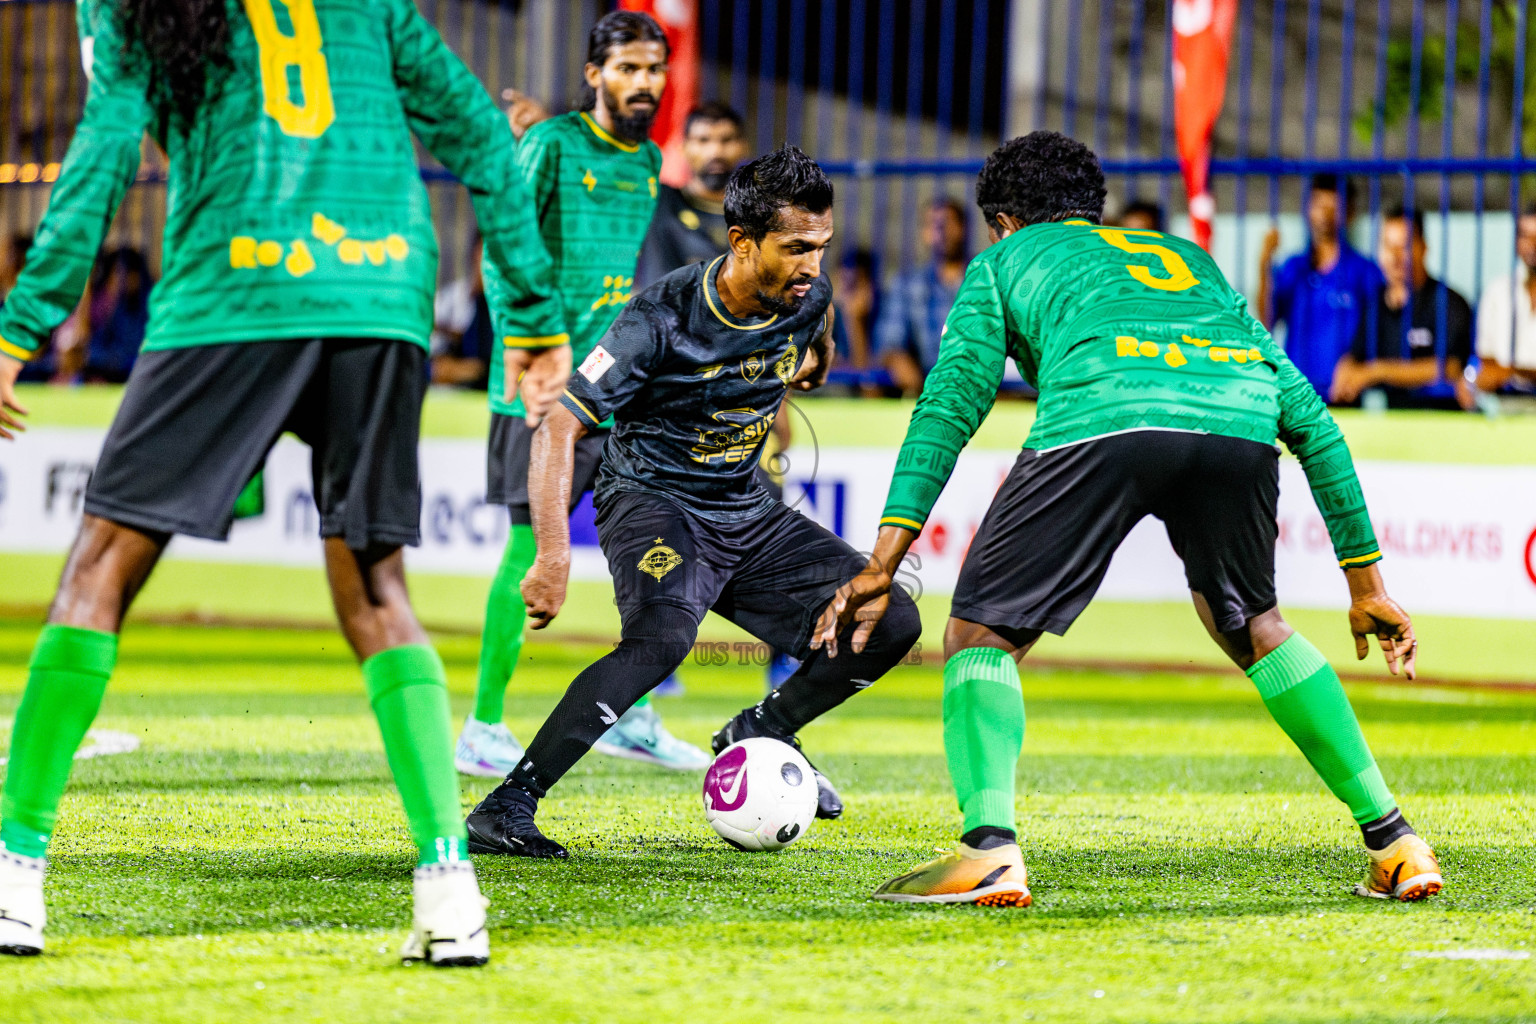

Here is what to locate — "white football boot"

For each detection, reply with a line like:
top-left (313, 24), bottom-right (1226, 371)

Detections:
top-left (0, 848), bottom-right (47, 956)
top-left (454, 716), bottom-right (526, 778)
top-left (399, 860), bottom-right (489, 967)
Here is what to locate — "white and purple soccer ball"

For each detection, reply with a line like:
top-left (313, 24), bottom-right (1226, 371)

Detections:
top-left (701, 737), bottom-right (819, 852)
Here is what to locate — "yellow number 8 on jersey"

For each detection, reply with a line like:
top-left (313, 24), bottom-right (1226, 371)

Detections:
top-left (1091, 228), bottom-right (1199, 292)
top-left (243, 0), bottom-right (335, 139)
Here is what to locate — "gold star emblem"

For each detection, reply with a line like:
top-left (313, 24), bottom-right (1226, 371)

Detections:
top-left (638, 538), bottom-right (683, 581)
top-left (582, 169), bottom-right (597, 192)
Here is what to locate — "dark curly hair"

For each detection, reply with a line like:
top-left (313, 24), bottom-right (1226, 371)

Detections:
top-left (116, 0), bottom-right (233, 129)
top-left (976, 131), bottom-right (1107, 232)
top-left (724, 145), bottom-right (834, 243)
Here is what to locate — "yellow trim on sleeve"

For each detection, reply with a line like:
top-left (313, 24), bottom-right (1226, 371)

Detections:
top-left (879, 516), bottom-right (926, 533)
top-left (502, 333), bottom-right (570, 349)
top-left (701, 256), bottom-right (780, 332)
top-left (1337, 551), bottom-right (1382, 567)
top-left (562, 388), bottom-right (601, 424)
top-left (0, 334), bottom-right (33, 362)
top-left (579, 111), bottom-right (640, 153)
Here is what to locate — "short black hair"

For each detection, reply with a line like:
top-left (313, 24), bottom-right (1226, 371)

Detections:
top-left (1384, 203), bottom-right (1426, 239)
top-left (976, 131), bottom-right (1107, 231)
top-left (724, 145), bottom-right (834, 242)
top-left (1309, 172), bottom-right (1360, 210)
top-left (930, 196), bottom-right (968, 223)
top-left (1121, 198), bottom-right (1167, 231)
top-left (684, 101), bottom-right (744, 137)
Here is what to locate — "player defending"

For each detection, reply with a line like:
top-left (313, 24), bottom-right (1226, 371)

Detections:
top-left (462, 11), bottom-right (708, 778)
top-left (463, 147), bottom-right (923, 858)
top-left (0, 0), bottom-right (571, 963)
top-left (816, 132), bottom-right (1442, 907)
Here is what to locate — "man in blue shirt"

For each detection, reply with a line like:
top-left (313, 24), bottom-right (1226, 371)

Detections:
top-left (1259, 175), bottom-right (1383, 399)
top-left (876, 197), bottom-right (969, 395)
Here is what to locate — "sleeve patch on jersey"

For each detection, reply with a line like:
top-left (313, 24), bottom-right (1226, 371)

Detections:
top-left (579, 345), bottom-right (616, 383)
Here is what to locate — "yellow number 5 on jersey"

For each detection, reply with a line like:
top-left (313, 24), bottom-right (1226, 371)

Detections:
top-left (1091, 228), bottom-right (1199, 292)
top-left (244, 0), bottom-right (335, 139)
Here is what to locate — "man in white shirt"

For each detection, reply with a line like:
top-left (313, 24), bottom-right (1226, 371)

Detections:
top-left (1475, 207), bottom-right (1536, 393)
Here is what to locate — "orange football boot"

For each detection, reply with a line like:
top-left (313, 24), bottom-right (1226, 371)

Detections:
top-left (1354, 834), bottom-right (1443, 901)
top-left (872, 842), bottom-right (1031, 906)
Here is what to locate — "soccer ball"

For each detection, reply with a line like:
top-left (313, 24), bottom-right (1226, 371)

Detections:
top-left (701, 737), bottom-right (819, 851)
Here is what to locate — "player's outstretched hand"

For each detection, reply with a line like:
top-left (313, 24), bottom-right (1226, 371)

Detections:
top-left (0, 354), bottom-right (29, 442)
top-left (521, 554), bottom-right (570, 630)
top-left (507, 345), bottom-right (573, 428)
top-left (1345, 564), bottom-right (1417, 680)
top-left (810, 558), bottom-right (893, 658)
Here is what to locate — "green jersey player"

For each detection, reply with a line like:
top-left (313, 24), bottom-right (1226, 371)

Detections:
top-left (0, 0), bottom-right (571, 964)
top-left (815, 132), bottom-right (1442, 907)
top-left (458, 11), bottom-right (709, 780)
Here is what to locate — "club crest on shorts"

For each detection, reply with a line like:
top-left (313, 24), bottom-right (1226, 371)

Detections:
top-left (741, 350), bottom-right (766, 382)
top-left (638, 537), bottom-right (683, 581)
top-left (774, 341), bottom-right (798, 385)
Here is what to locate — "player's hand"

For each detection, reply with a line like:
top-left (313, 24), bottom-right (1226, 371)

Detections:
top-left (810, 559), bottom-right (894, 658)
top-left (0, 354), bottom-right (28, 442)
top-left (502, 88), bottom-right (551, 141)
top-left (1345, 565), bottom-right (1417, 679)
top-left (521, 554), bottom-right (570, 629)
top-left (506, 345), bottom-right (572, 428)
top-left (1260, 226), bottom-right (1281, 261)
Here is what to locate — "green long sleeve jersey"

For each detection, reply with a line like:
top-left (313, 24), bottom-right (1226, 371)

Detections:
top-left (0, 0), bottom-right (563, 364)
top-left (484, 110), bottom-right (662, 418)
top-left (881, 219), bottom-right (1381, 569)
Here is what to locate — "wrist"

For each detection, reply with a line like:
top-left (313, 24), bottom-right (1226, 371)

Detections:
top-left (1344, 563), bottom-right (1385, 599)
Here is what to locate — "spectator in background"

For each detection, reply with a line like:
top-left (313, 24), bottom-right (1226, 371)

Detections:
top-left (54, 247), bottom-right (152, 383)
top-left (1118, 198), bottom-right (1166, 233)
top-left (876, 196), bottom-right (969, 396)
top-left (833, 248), bottom-right (880, 373)
top-left (1332, 206), bottom-right (1474, 409)
top-left (1473, 202), bottom-right (1536, 396)
top-left (431, 235), bottom-right (491, 389)
top-left (1259, 174), bottom-right (1383, 399)
top-left (635, 102), bottom-right (749, 287)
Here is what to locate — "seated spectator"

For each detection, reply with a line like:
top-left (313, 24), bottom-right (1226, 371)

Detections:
top-left (1473, 202), bottom-right (1536, 395)
top-left (1118, 198), bottom-right (1166, 233)
top-left (1331, 206), bottom-right (1474, 409)
top-left (54, 247), bottom-right (152, 383)
top-left (1259, 174), bottom-right (1383, 399)
top-left (833, 248), bottom-right (879, 369)
top-left (431, 235), bottom-right (490, 389)
top-left (876, 197), bottom-right (969, 396)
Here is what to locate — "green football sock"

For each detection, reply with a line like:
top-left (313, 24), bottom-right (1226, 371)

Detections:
top-left (0, 625), bottom-right (118, 859)
top-left (474, 524), bottom-right (538, 725)
top-left (362, 644), bottom-right (468, 866)
top-left (943, 646), bottom-right (1025, 834)
top-left (1247, 632), bottom-right (1396, 824)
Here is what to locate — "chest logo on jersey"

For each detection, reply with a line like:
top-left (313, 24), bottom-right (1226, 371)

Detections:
top-left (679, 208), bottom-right (702, 230)
top-left (690, 408), bottom-right (773, 465)
top-left (638, 538), bottom-right (684, 581)
top-left (742, 351), bottom-right (767, 382)
top-left (582, 169), bottom-right (597, 192)
top-left (579, 345), bottom-right (616, 383)
top-left (774, 342), bottom-right (799, 385)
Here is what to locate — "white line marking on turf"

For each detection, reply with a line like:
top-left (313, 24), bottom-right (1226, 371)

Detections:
top-left (0, 729), bottom-right (140, 766)
top-left (1409, 950), bottom-right (1531, 961)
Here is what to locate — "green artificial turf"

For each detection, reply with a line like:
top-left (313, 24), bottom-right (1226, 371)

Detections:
top-left (1, 617), bottom-right (1533, 1023)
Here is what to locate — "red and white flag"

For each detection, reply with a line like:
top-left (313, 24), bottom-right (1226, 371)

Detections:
top-left (619, 0), bottom-right (699, 188)
top-left (1172, 0), bottom-right (1237, 250)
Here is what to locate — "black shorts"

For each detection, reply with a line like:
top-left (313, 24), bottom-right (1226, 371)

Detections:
top-left (951, 430), bottom-right (1280, 636)
top-left (595, 489), bottom-right (892, 655)
top-left (486, 412), bottom-right (610, 524)
top-left (84, 338), bottom-right (424, 549)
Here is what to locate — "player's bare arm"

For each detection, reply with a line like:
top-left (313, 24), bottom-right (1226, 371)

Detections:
top-left (0, 354), bottom-right (28, 441)
top-left (521, 403), bottom-right (587, 627)
top-left (504, 344), bottom-right (574, 427)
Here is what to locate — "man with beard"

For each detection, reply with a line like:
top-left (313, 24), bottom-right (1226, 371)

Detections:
top-left (463, 147), bottom-right (922, 858)
top-left (635, 102), bottom-right (749, 287)
top-left (462, 10), bottom-right (712, 785)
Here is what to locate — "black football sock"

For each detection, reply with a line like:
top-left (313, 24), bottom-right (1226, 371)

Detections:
top-left (757, 590), bottom-right (923, 735)
top-left (1360, 808), bottom-right (1415, 851)
top-left (961, 826), bottom-right (1018, 850)
top-left (512, 603), bottom-right (698, 792)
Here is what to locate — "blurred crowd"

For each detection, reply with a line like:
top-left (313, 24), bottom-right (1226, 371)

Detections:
top-left (8, 103), bottom-right (1536, 413)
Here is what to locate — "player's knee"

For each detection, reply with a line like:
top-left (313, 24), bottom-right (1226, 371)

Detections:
top-left (875, 591), bottom-right (923, 658)
top-left (616, 603), bottom-right (698, 674)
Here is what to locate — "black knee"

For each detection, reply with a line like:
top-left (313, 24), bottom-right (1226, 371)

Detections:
top-left (613, 603), bottom-right (698, 681)
top-left (872, 588), bottom-right (923, 662)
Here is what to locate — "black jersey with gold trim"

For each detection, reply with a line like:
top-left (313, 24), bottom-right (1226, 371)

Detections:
top-left (560, 256), bottom-right (832, 522)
